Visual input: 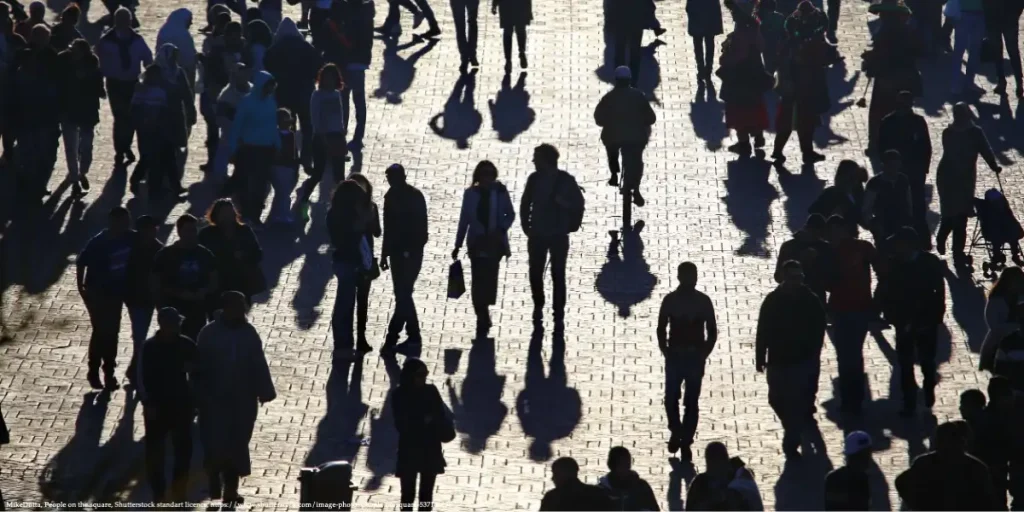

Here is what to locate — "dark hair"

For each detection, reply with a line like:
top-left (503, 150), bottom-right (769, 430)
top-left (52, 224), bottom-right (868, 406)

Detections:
top-left (330, 180), bottom-right (368, 220)
top-left (607, 446), bottom-right (631, 469)
top-left (176, 213), bottom-right (198, 229)
top-left (207, 198), bottom-right (243, 227)
top-left (61, 3), bottom-right (80, 23)
top-left (246, 18), bottom-right (272, 46)
top-left (213, 11), bottom-right (232, 33)
top-left (960, 388), bottom-right (986, 409)
top-left (678, 261), bottom-right (697, 278)
top-left (705, 441), bottom-right (729, 460)
top-left (136, 215), bottom-right (158, 229)
top-left (990, 267), bottom-right (1024, 299)
top-left (350, 172), bottom-right (373, 197)
top-left (781, 260), bottom-right (803, 272)
top-left (835, 159), bottom-right (867, 186)
top-left (399, 358), bottom-right (427, 387)
top-left (245, 6), bottom-right (262, 21)
top-left (109, 206), bottom-right (131, 220)
top-left (472, 160), bottom-right (498, 186)
top-left (317, 63), bottom-right (343, 89)
top-left (534, 144), bottom-right (560, 166)
top-left (988, 375), bottom-right (1013, 401)
top-left (225, 20), bottom-right (243, 36)
top-left (826, 215), bottom-right (846, 227)
top-left (805, 213), bottom-right (827, 230)
top-left (142, 64), bottom-right (163, 83)
top-left (883, 149), bottom-right (902, 162)
top-left (552, 457), bottom-right (579, 474)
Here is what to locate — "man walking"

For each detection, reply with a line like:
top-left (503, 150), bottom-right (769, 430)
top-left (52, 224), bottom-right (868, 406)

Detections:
top-left (520, 144), bottom-right (585, 332)
top-left (139, 307), bottom-right (197, 503)
top-left (539, 457), bottom-right (615, 511)
top-left (609, 0), bottom-right (644, 87)
top-left (657, 262), bottom-right (717, 462)
top-left (880, 227), bottom-right (945, 415)
top-left (152, 215), bottom-right (218, 341)
top-left (380, 164), bottom-right (428, 356)
top-left (594, 66), bottom-right (656, 207)
top-left (451, 0), bottom-right (480, 72)
top-left (879, 91), bottom-right (932, 248)
top-left (94, 7), bottom-right (152, 166)
top-left (756, 260), bottom-right (827, 459)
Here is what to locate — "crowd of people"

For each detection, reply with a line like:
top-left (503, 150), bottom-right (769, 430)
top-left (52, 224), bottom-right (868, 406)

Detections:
top-left (1, 0), bottom-right (1024, 508)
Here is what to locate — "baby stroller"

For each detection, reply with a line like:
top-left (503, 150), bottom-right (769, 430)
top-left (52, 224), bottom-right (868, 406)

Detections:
top-left (971, 187), bottom-right (1024, 278)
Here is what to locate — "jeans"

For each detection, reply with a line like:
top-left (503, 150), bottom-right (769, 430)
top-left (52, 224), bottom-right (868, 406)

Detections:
top-left (664, 350), bottom-right (706, 447)
top-left (207, 469), bottom-right (240, 502)
top-left (386, 250), bottom-right (423, 344)
top-left (399, 472), bottom-right (437, 511)
top-left (470, 255), bottom-right (500, 325)
top-left (991, 23), bottom-right (1024, 86)
top-left (831, 310), bottom-right (872, 409)
top-left (895, 325), bottom-right (938, 410)
top-left (60, 121), bottom-right (95, 182)
top-left (952, 12), bottom-right (985, 92)
top-left (126, 305), bottom-right (154, 383)
top-left (692, 35), bottom-right (715, 77)
top-left (236, 145), bottom-right (275, 221)
top-left (299, 135), bottom-right (346, 203)
top-left (604, 142), bottom-right (646, 191)
top-left (269, 166), bottom-right (297, 221)
top-left (143, 405), bottom-right (193, 501)
top-left (502, 25), bottom-right (527, 62)
top-left (527, 234), bottom-right (569, 319)
top-left (937, 214), bottom-right (968, 257)
top-left (450, 0), bottom-right (480, 63)
top-left (85, 294), bottom-right (123, 376)
top-left (615, 28), bottom-right (643, 86)
top-left (767, 358), bottom-right (821, 454)
top-left (332, 260), bottom-right (361, 352)
top-left (342, 68), bottom-right (367, 145)
top-left (212, 131), bottom-right (231, 179)
top-left (357, 278), bottom-right (371, 340)
top-left (106, 77), bottom-right (137, 156)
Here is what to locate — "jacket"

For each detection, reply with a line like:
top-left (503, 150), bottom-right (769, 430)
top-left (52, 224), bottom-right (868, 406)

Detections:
top-left (139, 332), bottom-right (198, 409)
top-left (755, 284), bottom-right (827, 367)
top-left (327, 205), bottom-right (368, 266)
top-left (879, 110), bottom-right (931, 175)
top-left (880, 251), bottom-right (945, 328)
top-left (343, 0), bottom-right (374, 67)
top-left (895, 451), bottom-right (998, 511)
top-left (382, 183), bottom-right (428, 258)
top-left (216, 82), bottom-right (250, 130)
top-left (264, 17), bottom-right (320, 110)
top-left (392, 383), bottom-right (448, 476)
top-left (96, 28), bottom-right (153, 81)
top-left (540, 480), bottom-right (616, 511)
top-left (594, 85), bottom-right (656, 145)
top-left (309, 88), bottom-right (345, 136)
top-left (685, 0), bottom-right (724, 37)
top-left (48, 20), bottom-right (83, 52)
top-left (456, 183), bottom-right (516, 257)
top-left (597, 472), bottom-right (660, 511)
top-left (57, 50), bottom-right (105, 126)
top-left (521, 169), bottom-right (584, 238)
top-left (228, 70), bottom-right (281, 154)
top-left (13, 46), bottom-right (60, 128)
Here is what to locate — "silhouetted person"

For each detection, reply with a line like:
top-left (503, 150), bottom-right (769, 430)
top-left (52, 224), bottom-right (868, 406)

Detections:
top-left (197, 9), bottom-right (237, 172)
top-left (393, 358), bottom-right (453, 511)
top-left (984, 0), bottom-right (1023, 97)
top-left (896, 421), bottom-right (998, 510)
top-left (879, 92), bottom-right (931, 246)
top-left (299, 63), bottom-right (347, 217)
top-left (756, 260), bottom-right (826, 459)
top-left (199, 199), bottom-right (264, 309)
top-left (96, 7), bottom-right (153, 166)
top-left (139, 307), bottom-right (197, 503)
top-left (350, 173), bottom-right (382, 354)
top-left (880, 227), bottom-right (945, 416)
top-left (57, 39), bottom-right (105, 197)
top-left (597, 447), bottom-right (660, 511)
top-left (454, 161), bottom-right (516, 339)
top-left (824, 431), bottom-right (873, 510)
top-left (774, 214), bottom-right (836, 303)
top-left (520, 144), bottom-right (585, 332)
top-left (686, 442), bottom-right (748, 510)
top-left (152, 215), bottom-right (219, 341)
top-left (658, 262), bottom-right (717, 461)
top-left (153, 43), bottom-right (198, 195)
top-left (492, 0), bottom-right (531, 72)
top-left (228, 71), bottom-right (280, 223)
top-left (49, 4), bottom-right (82, 52)
top-left (982, 377), bottom-right (1017, 509)
top-left (383, 0), bottom-right (441, 38)
top-left (608, 0), bottom-right (645, 87)
top-left (13, 0), bottom-right (44, 41)
top-left (13, 25), bottom-right (60, 198)
top-left (327, 180), bottom-right (373, 361)
top-left (862, 4), bottom-right (922, 151)
top-left (959, 388), bottom-right (988, 458)
top-left (594, 66), bottom-right (656, 207)
top-left (124, 215), bottom-right (164, 386)
top-left (808, 160), bottom-right (868, 235)
top-left (863, 150), bottom-right (913, 252)
top-left (0, 5), bottom-right (26, 164)
top-left (451, 0), bottom-right (480, 72)
top-left (980, 267), bottom-right (1024, 374)
top-left (686, 0), bottom-right (723, 83)
top-left (381, 164), bottom-right (429, 355)
top-left (771, 2), bottom-right (830, 165)
top-left (719, 7), bottom-right (771, 156)
top-left (77, 207), bottom-right (137, 390)
top-left (540, 457), bottom-right (614, 511)
top-left (340, 0), bottom-right (374, 149)
top-left (132, 65), bottom-right (177, 199)
top-left (265, 17), bottom-right (321, 172)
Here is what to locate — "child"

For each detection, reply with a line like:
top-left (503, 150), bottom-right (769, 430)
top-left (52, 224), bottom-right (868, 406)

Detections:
top-left (269, 108), bottom-right (299, 224)
top-left (759, 0), bottom-right (786, 73)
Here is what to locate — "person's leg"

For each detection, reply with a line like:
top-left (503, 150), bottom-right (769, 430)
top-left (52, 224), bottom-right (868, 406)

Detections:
top-left (466, 0), bottom-right (480, 62)
top-left (908, 170), bottom-right (930, 246)
top-left (1004, 25), bottom-right (1023, 91)
top-left (773, 101), bottom-right (794, 156)
top-left (515, 24), bottom-right (527, 58)
top-left (964, 13), bottom-right (984, 86)
top-left (767, 366), bottom-right (800, 455)
top-left (936, 215), bottom-right (953, 252)
top-left (951, 214), bottom-right (968, 258)
top-left (826, 0), bottom-right (840, 38)
top-left (797, 123), bottom-right (817, 158)
top-left (96, 296), bottom-right (122, 382)
top-left (350, 69), bottom-right (367, 146)
top-left (502, 27), bottom-right (514, 66)
top-left (993, 29), bottom-right (1009, 87)
top-left (679, 356), bottom-right (705, 448)
top-left (61, 121), bottom-right (81, 184)
top-left (916, 326), bottom-right (939, 406)
top-left (126, 305), bottom-right (154, 384)
top-left (79, 124), bottom-right (95, 180)
top-left (663, 354), bottom-right (685, 439)
top-left (469, 256), bottom-right (491, 333)
top-left (331, 261), bottom-right (359, 354)
top-left (628, 29), bottom-right (643, 86)
top-left (296, 107), bottom-right (313, 172)
top-left (703, 36), bottom-right (715, 79)
top-left (143, 407), bottom-right (170, 501)
top-left (450, 0), bottom-right (468, 62)
top-left (952, 18), bottom-right (971, 90)
top-left (386, 251), bottom-right (423, 345)
top-left (300, 137), bottom-right (327, 204)
top-left (623, 143), bottom-right (645, 195)
top-left (357, 279), bottom-right (370, 344)
top-left (268, 167), bottom-right (289, 221)
top-left (832, 311), bottom-right (868, 410)
top-left (604, 142), bottom-right (621, 183)
top-left (169, 410), bottom-right (194, 501)
top-left (692, 36), bottom-right (706, 80)
top-left (549, 235), bottom-right (569, 322)
top-left (895, 328), bottom-right (919, 411)
top-left (399, 473), bottom-right (418, 511)
top-left (527, 237), bottom-right (547, 318)
top-left (418, 472), bottom-right (437, 511)
top-left (222, 471), bottom-right (240, 503)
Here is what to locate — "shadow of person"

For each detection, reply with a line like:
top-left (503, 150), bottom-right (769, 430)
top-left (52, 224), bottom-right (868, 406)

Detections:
top-left (305, 359), bottom-right (370, 467)
top-left (515, 327), bottom-right (582, 462)
top-left (772, 422), bottom-right (834, 511)
top-left (723, 158), bottom-right (779, 257)
top-left (944, 265), bottom-right (988, 352)
top-left (595, 220), bottom-right (657, 318)
top-left (363, 356), bottom-right (402, 491)
top-left (38, 392), bottom-right (111, 503)
top-left (488, 72), bottom-right (536, 143)
top-left (86, 392), bottom-right (147, 505)
top-left (815, 60), bottom-right (856, 149)
top-left (776, 164), bottom-right (826, 235)
top-left (252, 227), bottom-right (303, 306)
top-left (637, 39), bottom-right (665, 105)
top-left (373, 36), bottom-right (439, 105)
top-left (446, 337), bottom-right (508, 454)
top-left (428, 69), bottom-right (482, 149)
top-left (291, 201), bottom-right (334, 329)
top-left (974, 95), bottom-right (1020, 163)
top-left (667, 457), bottom-right (696, 511)
top-left (690, 84), bottom-right (728, 151)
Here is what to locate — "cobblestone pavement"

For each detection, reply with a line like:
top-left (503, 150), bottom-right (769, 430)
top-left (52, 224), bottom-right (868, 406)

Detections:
top-left (2, 0), bottom-right (1024, 509)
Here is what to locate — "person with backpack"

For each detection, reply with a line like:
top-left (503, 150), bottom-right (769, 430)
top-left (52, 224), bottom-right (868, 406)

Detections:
top-left (594, 66), bottom-right (656, 207)
top-left (520, 144), bottom-right (584, 332)
top-left (454, 161), bottom-right (516, 340)
top-left (381, 164), bottom-right (429, 356)
top-left (597, 446), bottom-right (660, 511)
top-left (393, 358), bottom-right (453, 511)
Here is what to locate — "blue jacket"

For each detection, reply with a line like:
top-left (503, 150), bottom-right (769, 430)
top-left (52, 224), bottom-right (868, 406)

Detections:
top-left (228, 70), bottom-right (281, 154)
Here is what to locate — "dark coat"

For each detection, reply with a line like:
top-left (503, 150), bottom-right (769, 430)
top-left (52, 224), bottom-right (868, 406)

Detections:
top-left (755, 284), bottom-right (827, 368)
top-left (686, 0), bottom-right (724, 37)
top-left (685, 473), bottom-right (748, 511)
top-left (197, 224), bottom-right (263, 296)
top-left (57, 51), bottom-right (106, 126)
top-left (597, 472), bottom-right (661, 511)
top-left (540, 480), bottom-right (616, 511)
top-left (392, 383), bottom-right (448, 476)
top-left (494, 0), bottom-right (533, 28)
top-left (879, 252), bottom-right (945, 328)
top-left (264, 33), bottom-right (320, 111)
top-left (49, 21), bottom-right (83, 52)
top-left (809, 185), bottom-right (865, 231)
top-left (609, 0), bottom-right (648, 33)
top-left (594, 85), bottom-right (656, 145)
top-left (13, 46), bottom-right (61, 129)
top-left (895, 451), bottom-right (998, 511)
top-left (879, 110), bottom-right (932, 176)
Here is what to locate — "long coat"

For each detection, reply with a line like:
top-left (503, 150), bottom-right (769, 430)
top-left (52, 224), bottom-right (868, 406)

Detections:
top-left (392, 384), bottom-right (448, 476)
top-left (195, 319), bottom-right (276, 476)
top-left (936, 124), bottom-right (998, 218)
top-left (686, 0), bottom-right (724, 37)
top-left (493, 0), bottom-right (532, 28)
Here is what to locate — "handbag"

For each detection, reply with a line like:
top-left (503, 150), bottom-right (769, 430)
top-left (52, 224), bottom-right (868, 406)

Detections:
top-left (436, 397), bottom-right (456, 444)
top-left (447, 260), bottom-right (466, 299)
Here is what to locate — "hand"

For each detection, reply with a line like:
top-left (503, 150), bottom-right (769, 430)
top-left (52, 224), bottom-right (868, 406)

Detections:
top-left (451, 247), bottom-right (459, 260)
top-left (756, 362), bottom-right (765, 373)
top-left (380, 255), bottom-right (390, 271)
top-left (994, 165), bottom-right (1003, 174)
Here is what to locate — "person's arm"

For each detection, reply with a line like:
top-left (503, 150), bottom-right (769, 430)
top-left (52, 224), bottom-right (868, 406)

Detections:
top-left (246, 226), bottom-right (264, 263)
top-left (250, 328), bottom-right (277, 403)
top-left (755, 296), bottom-right (772, 371)
top-left (454, 189), bottom-right (471, 251)
top-left (656, 295), bottom-right (669, 354)
top-left (704, 295), bottom-right (718, 356)
top-left (76, 237), bottom-right (97, 295)
top-left (309, 91), bottom-right (320, 138)
top-left (227, 96), bottom-right (248, 156)
top-left (520, 174), bottom-right (534, 235)
top-left (976, 126), bottom-right (1000, 172)
top-left (594, 94), bottom-right (609, 127)
top-left (371, 204), bottom-right (382, 238)
top-left (139, 38), bottom-right (153, 66)
top-left (979, 298), bottom-right (1010, 371)
top-left (498, 186), bottom-right (516, 231)
top-left (861, 187), bottom-right (877, 226)
top-left (381, 193), bottom-right (394, 260)
top-left (179, 72), bottom-right (197, 125)
top-left (642, 95), bottom-right (656, 126)
top-left (773, 241), bottom-right (792, 284)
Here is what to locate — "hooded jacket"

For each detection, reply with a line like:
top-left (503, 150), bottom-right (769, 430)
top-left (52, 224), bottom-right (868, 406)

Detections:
top-left (228, 70), bottom-right (280, 153)
top-left (264, 18), bottom-right (321, 110)
top-left (156, 9), bottom-right (197, 70)
top-left (597, 472), bottom-right (660, 511)
top-left (57, 49), bottom-right (106, 126)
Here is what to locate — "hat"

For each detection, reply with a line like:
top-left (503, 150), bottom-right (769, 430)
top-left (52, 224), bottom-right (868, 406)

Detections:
top-left (157, 307), bottom-right (184, 326)
top-left (614, 66), bottom-right (632, 80)
top-left (844, 431), bottom-right (872, 455)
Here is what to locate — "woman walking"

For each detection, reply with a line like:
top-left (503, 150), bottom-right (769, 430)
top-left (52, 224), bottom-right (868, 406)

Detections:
top-left (452, 161), bottom-right (516, 339)
top-left (57, 39), bottom-right (105, 196)
top-left (935, 102), bottom-right (1001, 265)
top-left (718, 7), bottom-right (771, 156)
top-left (244, 19), bottom-right (272, 73)
top-left (228, 70), bottom-right (280, 224)
top-left (492, 0), bottom-right (531, 72)
top-left (327, 180), bottom-right (374, 361)
top-left (349, 173), bottom-right (381, 353)
top-left (298, 63), bottom-right (347, 219)
top-left (154, 43), bottom-right (197, 192)
top-left (156, 8), bottom-right (197, 90)
top-left (686, 0), bottom-right (724, 83)
top-left (808, 160), bottom-right (868, 234)
top-left (198, 199), bottom-right (265, 311)
top-left (393, 358), bottom-right (453, 511)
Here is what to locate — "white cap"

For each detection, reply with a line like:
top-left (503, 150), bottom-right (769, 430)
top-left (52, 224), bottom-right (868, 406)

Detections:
top-left (614, 66), bottom-right (632, 80)
top-left (843, 431), bottom-right (872, 456)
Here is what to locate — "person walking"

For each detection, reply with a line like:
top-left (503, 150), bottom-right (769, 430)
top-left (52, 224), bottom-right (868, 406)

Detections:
top-left (228, 70), bottom-right (280, 224)
top-left (48, 4), bottom-right (82, 52)
top-left (980, 267), bottom-right (1024, 372)
top-left (880, 227), bottom-right (945, 415)
top-left (199, 199), bottom-right (264, 309)
top-left (895, 421), bottom-right (998, 510)
top-left (349, 173), bottom-right (382, 353)
top-left (950, 0), bottom-right (986, 95)
top-left (657, 262), bottom-right (717, 461)
top-left (77, 207), bottom-right (137, 390)
top-left (451, 0), bottom-right (481, 72)
top-left (153, 215), bottom-right (219, 341)
top-left (381, 164), bottom-right (428, 355)
top-left (609, 0), bottom-right (646, 87)
top-left (984, 0), bottom-right (1023, 97)
top-left (195, 291), bottom-right (276, 509)
top-left (863, 150), bottom-right (914, 252)
top-left (393, 358), bottom-right (453, 511)
top-left (243, 19), bottom-right (271, 73)
top-left (13, 0), bottom-right (44, 41)
top-left (96, 7), bottom-right (152, 167)
top-left (267, 108), bottom-right (299, 225)
top-left (718, 7), bottom-right (771, 156)
top-left (808, 160), bottom-right (868, 235)
top-left (327, 180), bottom-right (374, 361)
top-left (138, 307), bottom-right (197, 503)
top-left (12, 25), bottom-right (61, 199)
top-left (879, 91), bottom-right (932, 247)
top-left (0, 5), bottom-right (26, 166)
top-left (57, 38), bottom-right (105, 197)
top-left (156, 8), bottom-right (197, 90)
top-left (520, 144), bottom-right (584, 331)
top-left (453, 161), bottom-right (516, 340)
top-left (686, 0), bottom-right (724, 84)
top-left (756, 260), bottom-right (827, 459)
top-left (539, 457), bottom-right (615, 511)
top-left (340, 0), bottom-right (374, 150)
top-left (862, 1), bottom-right (922, 151)
top-left (213, 63), bottom-right (251, 181)
top-left (492, 0), bottom-right (531, 72)
top-left (379, 0), bottom-right (441, 38)
top-left (935, 102), bottom-right (1001, 265)
top-left (264, 17), bottom-right (321, 173)
top-left (153, 43), bottom-right (197, 194)
top-left (774, 214), bottom-right (836, 304)
top-left (686, 442), bottom-right (747, 510)
top-left (298, 63), bottom-right (347, 218)
top-left (131, 65), bottom-right (176, 199)
top-left (596, 447), bottom-right (660, 511)
top-left (124, 215), bottom-right (163, 387)
top-left (196, 7), bottom-right (232, 173)
top-left (824, 431), bottom-right (873, 510)
top-left (594, 66), bottom-right (657, 207)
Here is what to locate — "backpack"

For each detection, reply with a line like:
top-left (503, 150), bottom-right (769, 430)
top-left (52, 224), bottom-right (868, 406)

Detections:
top-left (554, 170), bottom-right (585, 233)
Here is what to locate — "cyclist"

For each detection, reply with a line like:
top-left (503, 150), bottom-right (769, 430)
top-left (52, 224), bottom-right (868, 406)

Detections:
top-left (594, 66), bottom-right (656, 207)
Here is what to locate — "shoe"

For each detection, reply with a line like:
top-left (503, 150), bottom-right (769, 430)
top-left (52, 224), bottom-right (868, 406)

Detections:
top-left (87, 370), bottom-right (103, 390)
top-left (347, 140), bottom-right (364, 151)
top-left (783, 448), bottom-right (802, 461)
top-left (72, 183), bottom-right (83, 197)
top-left (519, 53), bottom-right (528, 69)
top-left (632, 190), bottom-right (645, 207)
top-left (653, 27), bottom-right (667, 37)
top-left (394, 341), bottom-right (421, 356)
top-left (79, 175), bottom-right (90, 191)
top-left (753, 134), bottom-right (766, 148)
top-left (420, 26), bottom-right (441, 38)
top-left (412, 11), bottom-right (425, 29)
top-left (608, 174), bottom-right (619, 187)
top-left (803, 151), bottom-right (826, 164)
top-left (104, 374), bottom-right (120, 391)
top-left (667, 434), bottom-right (681, 454)
top-left (356, 338), bottom-right (373, 354)
top-left (469, 56), bottom-right (480, 67)
top-left (728, 141), bottom-right (752, 155)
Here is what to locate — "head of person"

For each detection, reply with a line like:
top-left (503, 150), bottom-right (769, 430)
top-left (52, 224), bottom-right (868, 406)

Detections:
top-left (704, 441), bottom-right (731, 476)
top-left (385, 164), bottom-right (407, 187)
top-left (175, 214), bottom-right (199, 246)
top-left (882, 149), bottom-right (902, 175)
top-left (157, 307), bottom-right (183, 337)
top-left (69, 38), bottom-right (94, 62)
top-left (108, 206), bottom-right (132, 236)
top-left (399, 357), bottom-right (428, 388)
top-left (835, 160), bottom-right (866, 191)
top-left (350, 172), bottom-right (373, 197)
top-left (988, 375), bottom-right (1014, 408)
top-left (677, 261), bottom-right (698, 291)
top-left (780, 260), bottom-right (805, 287)
top-left (224, 20), bottom-right (243, 45)
top-left (28, 0), bottom-right (43, 21)
top-left (331, 179), bottom-right (370, 226)
top-left (533, 144), bottom-right (560, 173)
top-left (952, 102), bottom-right (975, 127)
top-left (220, 291), bottom-right (249, 324)
top-left (801, 213), bottom-right (827, 240)
top-left (843, 431), bottom-right (873, 470)
top-left (551, 457), bottom-right (580, 488)
top-left (142, 64), bottom-right (162, 85)
top-left (212, 11), bottom-right (231, 34)
top-left (317, 62), bottom-right (343, 91)
top-left (887, 226), bottom-right (919, 259)
top-left (933, 421), bottom-right (968, 456)
top-left (606, 446), bottom-right (633, 478)
top-left (959, 389), bottom-right (986, 421)
top-left (114, 6), bottom-right (133, 32)
top-left (157, 43), bottom-right (180, 69)
top-left (826, 215), bottom-right (848, 243)
top-left (251, 70), bottom-right (277, 98)
top-left (207, 3), bottom-right (230, 27)
top-left (246, 18), bottom-right (272, 47)
top-left (29, 23), bottom-right (49, 47)
top-left (277, 107), bottom-right (292, 130)
top-left (896, 90), bottom-right (914, 112)
top-left (613, 65), bottom-right (632, 87)
top-left (207, 198), bottom-right (243, 228)
top-left (60, 4), bottom-right (80, 26)
top-left (136, 214), bottom-right (158, 240)
top-left (230, 62), bottom-right (251, 89)
top-left (990, 266), bottom-right (1024, 301)
top-left (473, 160), bottom-right (498, 188)
top-left (245, 6), bottom-right (262, 22)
